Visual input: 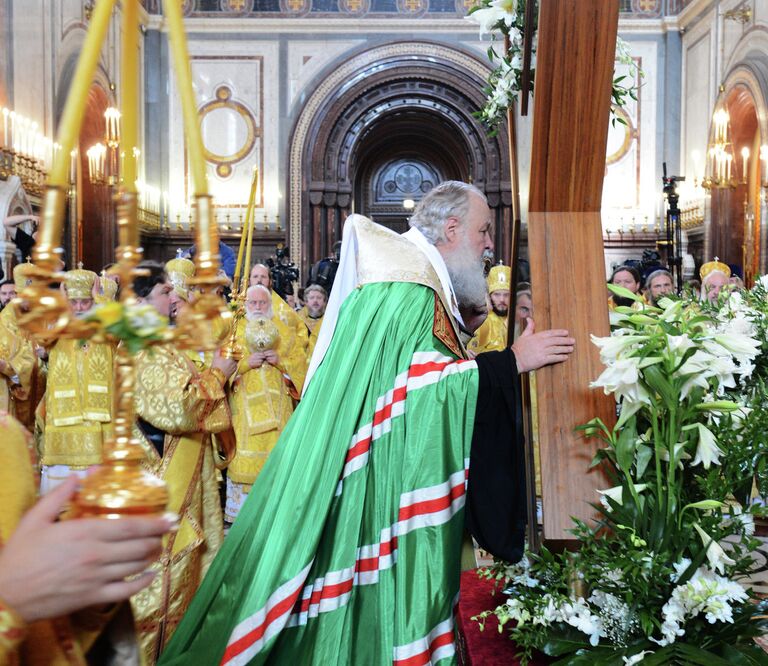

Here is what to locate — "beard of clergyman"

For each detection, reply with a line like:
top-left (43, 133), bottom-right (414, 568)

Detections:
top-left (246, 307), bottom-right (272, 322)
top-left (492, 304), bottom-right (508, 317)
top-left (612, 295), bottom-right (636, 308)
top-left (443, 235), bottom-right (487, 311)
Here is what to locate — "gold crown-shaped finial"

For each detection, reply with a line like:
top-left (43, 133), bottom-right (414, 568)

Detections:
top-left (165, 255), bottom-right (195, 300)
top-left (700, 258), bottom-right (731, 281)
top-left (487, 264), bottom-right (512, 294)
top-left (97, 270), bottom-right (118, 302)
top-left (64, 263), bottom-right (97, 300)
top-left (12, 260), bottom-right (35, 291)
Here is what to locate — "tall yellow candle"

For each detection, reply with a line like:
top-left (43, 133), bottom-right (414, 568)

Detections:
top-left (163, 0), bottom-right (207, 197)
top-left (242, 170), bottom-right (259, 293)
top-left (121, 0), bottom-right (139, 196)
top-left (233, 167), bottom-right (259, 291)
top-left (48, 0), bottom-right (117, 188)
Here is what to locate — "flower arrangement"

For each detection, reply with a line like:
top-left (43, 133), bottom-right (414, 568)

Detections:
top-left (86, 301), bottom-right (169, 354)
top-left (465, 0), bottom-right (642, 133)
top-left (473, 285), bottom-right (768, 664)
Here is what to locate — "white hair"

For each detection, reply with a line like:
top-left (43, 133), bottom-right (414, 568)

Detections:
top-left (247, 284), bottom-right (270, 300)
top-left (245, 284), bottom-right (273, 320)
top-left (304, 284), bottom-right (327, 299)
top-left (408, 181), bottom-right (487, 245)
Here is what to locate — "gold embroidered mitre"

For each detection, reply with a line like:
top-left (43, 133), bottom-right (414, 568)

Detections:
top-left (487, 264), bottom-right (511, 294)
top-left (64, 263), bottom-right (97, 300)
top-left (700, 258), bottom-right (730, 280)
top-left (165, 254), bottom-right (195, 301)
top-left (98, 271), bottom-right (118, 301)
top-left (12, 261), bottom-right (34, 291)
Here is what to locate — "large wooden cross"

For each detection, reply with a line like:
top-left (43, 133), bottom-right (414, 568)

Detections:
top-left (526, 0), bottom-right (619, 541)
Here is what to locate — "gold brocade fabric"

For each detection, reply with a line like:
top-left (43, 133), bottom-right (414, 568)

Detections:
top-left (0, 411), bottom-right (109, 666)
top-left (351, 216), bottom-right (466, 357)
top-left (40, 339), bottom-right (113, 468)
top-left (228, 317), bottom-right (306, 485)
top-left (0, 308), bottom-right (45, 431)
top-left (131, 345), bottom-right (230, 664)
top-left (297, 309), bottom-right (323, 358)
top-left (467, 311), bottom-right (508, 354)
top-left (271, 291), bottom-right (309, 358)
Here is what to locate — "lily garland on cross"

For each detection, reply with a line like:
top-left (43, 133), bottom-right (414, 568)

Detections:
top-left (465, 0), bottom-right (642, 133)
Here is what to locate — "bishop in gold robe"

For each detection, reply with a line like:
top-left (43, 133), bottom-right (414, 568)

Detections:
top-left (39, 266), bottom-right (113, 494)
top-left (468, 263), bottom-right (511, 354)
top-left (297, 283), bottom-right (327, 358)
top-left (0, 262), bottom-right (46, 431)
top-left (226, 284), bottom-right (307, 522)
top-left (130, 261), bottom-right (236, 664)
top-left (249, 263), bottom-right (309, 359)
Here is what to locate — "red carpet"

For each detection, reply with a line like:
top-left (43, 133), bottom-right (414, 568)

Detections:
top-left (456, 569), bottom-right (550, 665)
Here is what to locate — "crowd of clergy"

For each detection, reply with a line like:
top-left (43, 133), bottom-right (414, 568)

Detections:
top-left (0, 240), bottom-right (732, 663)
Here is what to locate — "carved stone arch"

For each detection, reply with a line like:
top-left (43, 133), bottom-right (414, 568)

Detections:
top-left (288, 41), bottom-right (512, 277)
top-left (706, 58), bottom-right (768, 281)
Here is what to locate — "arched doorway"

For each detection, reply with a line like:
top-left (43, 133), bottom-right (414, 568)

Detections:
top-left (288, 41), bottom-right (512, 277)
top-left (708, 83), bottom-right (759, 284)
top-left (77, 84), bottom-right (112, 271)
top-left (55, 51), bottom-right (113, 271)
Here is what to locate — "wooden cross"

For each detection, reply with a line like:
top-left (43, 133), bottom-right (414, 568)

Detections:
top-left (525, 0), bottom-right (618, 542)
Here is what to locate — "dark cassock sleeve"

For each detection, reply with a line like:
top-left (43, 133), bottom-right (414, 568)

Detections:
top-left (14, 228), bottom-right (35, 261)
top-left (465, 347), bottom-right (527, 563)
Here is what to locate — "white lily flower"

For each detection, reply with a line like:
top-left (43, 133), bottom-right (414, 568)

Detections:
top-left (597, 484), bottom-right (647, 507)
top-left (465, 0), bottom-right (517, 35)
top-left (623, 651), bottom-right (654, 665)
top-left (666, 334), bottom-right (694, 360)
top-left (590, 357), bottom-right (650, 404)
top-left (590, 334), bottom-right (645, 363)
top-left (693, 523), bottom-right (736, 574)
top-left (713, 333), bottom-right (761, 360)
top-left (691, 423), bottom-right (723, 469)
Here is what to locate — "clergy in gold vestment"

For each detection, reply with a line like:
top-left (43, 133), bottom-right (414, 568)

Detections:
top-left (249, 263), bottom-right (310, 358)
top-left (468, 263), bottom-right (511, 354)
top-left (225, 284), bottom-right (307, 523)
top-left (130, 261), bottom-right (236, 664)
top-left (297, 283), bottom-right (327, 358)
top-left (0, 263), bottom-right (46, 431)
top-left (39, 266), bottom-right (113, 494)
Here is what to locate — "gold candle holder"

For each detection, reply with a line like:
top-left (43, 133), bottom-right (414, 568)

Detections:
top-left (176, 194), bottom-right (232, 351)
top-left (71, 345), bottom-right (168, 518)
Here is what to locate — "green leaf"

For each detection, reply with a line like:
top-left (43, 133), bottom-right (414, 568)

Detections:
top-left (607, 282), bottom-right (644, 302)
top-left (615, 421), bottom-right (638, 472)
top-left (683, 499), bottom-right (726, 511)
top-left (673, 643), bottom-right (735, 665)
top-left (635, 443), bottom-right (653, 477)
top-left (719, 643), bottom-right (768, 665)
top-left (643, 364), bottom-right (677, 408)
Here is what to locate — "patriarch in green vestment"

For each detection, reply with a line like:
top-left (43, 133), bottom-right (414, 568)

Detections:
top-left (160, 181), bottom-right (575, 666)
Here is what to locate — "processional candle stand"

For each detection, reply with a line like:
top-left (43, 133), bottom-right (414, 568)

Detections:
top-left (14, 0), bottom-right (235, 518)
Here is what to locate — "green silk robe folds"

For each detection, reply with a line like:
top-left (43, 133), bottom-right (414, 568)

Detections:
top-left (161, 277), bottom-right (480, 665)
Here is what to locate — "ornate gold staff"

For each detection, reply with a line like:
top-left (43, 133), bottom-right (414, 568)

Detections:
top-left (163, 0), bottom-right (233, 352)
top-left (13, 0), bottom-right (169, 518)
top-left (222, 167), bottom-right (259, 360)
top-left (75, 0), bottom-right (168, 518)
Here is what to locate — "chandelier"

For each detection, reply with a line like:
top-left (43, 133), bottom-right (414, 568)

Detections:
top-left (702, 94), bottom-right (747, 190)
top-left (86, 106), bottom-right (123, 186)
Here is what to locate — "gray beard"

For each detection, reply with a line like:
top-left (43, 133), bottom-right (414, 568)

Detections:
top-left (443, 245), bottom-right (487, 310)
top-left (245, 309), bottom-right (272, 322)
